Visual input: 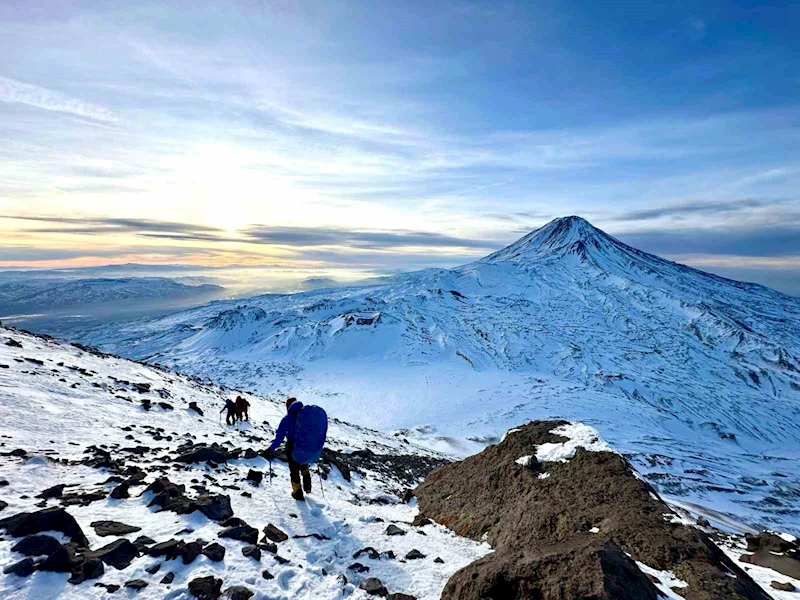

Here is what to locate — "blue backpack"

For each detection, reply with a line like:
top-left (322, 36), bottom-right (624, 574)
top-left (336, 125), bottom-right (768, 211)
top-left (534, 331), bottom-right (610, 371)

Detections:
top-left (292, 405), bottom-right (328, 464)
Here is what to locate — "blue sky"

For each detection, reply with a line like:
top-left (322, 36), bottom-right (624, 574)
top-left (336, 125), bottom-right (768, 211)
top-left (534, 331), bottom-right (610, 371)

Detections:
top-left (1, 1), bottom-right (799, 293)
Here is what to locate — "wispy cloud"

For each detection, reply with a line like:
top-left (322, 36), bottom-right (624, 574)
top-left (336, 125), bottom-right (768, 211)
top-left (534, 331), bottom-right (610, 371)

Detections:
top-left (0, 76), bottom-right (118, 123)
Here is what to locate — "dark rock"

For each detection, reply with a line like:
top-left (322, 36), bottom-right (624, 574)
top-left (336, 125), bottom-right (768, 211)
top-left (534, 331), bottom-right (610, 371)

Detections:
top-left (262, 523), bottom-right (289, 543)
top-left (11, 534), bottom-right (62, 556)
top-left (0, 507), bottom-right (89, 546)
top-left (145, 563), bottom-right (161, 574)
top-left (771, 581), bottom-right (795, 592)
top-left (385, 524), bottom-right (406, 536)
top-left (434, 556), bottom-right (444, 564)
top-left (5, 338), bottom-right (23, 348)
top-left (161, 571), bottom-right (175, 584)
top-left (388, 594), bottom-right (417, 600)
top-left (405, 549), bottom-right (425, 560)
top-left (401, 489), bottom-right (415, 503)
top-left (262, 569), bottom-right (274, 579)
top-left (412, 516), bottom-right (433, 527)
top-left (181, 540), bottom-right (203, 564)
top-left (202, 542), bottom-right (226, 562)
top-left (90, 520), bottom-right (141, 537)
top-left (60, 489), bottom-right (107, 507)
top-left (415, 420), bottom-right (768, 600)
top-left (133, 535), bottom-right (156, 551)
top-left (260, 541), bottom-right (278, 554)
top-left (3, 557), bottom-right (35, 577)
top-left (36, 484), bottom-right (66, 499)
top-left (175, 446), bottom-right (227, 464)
top-left (359, 577), bottom-right (389, 596)
top-left (158, 402), bottom-right (174, 411)
top-left (40, 543), bottom-right (82, 573)
top-left (223, 585), bottom-right (254, 599)
top-left (220, 524), bottom-right (258, 545)
top-left (80, 558), bottom-right (104, 581)
top-left (245, 470), bottom-right (263, 486)
top-left (0, 500), bottom-right (6, 511)
top-left (348, 562), bottom-right (370, 572)
top-left (125, 579), bottom-right (149, 590)
top-left (353, 547), bottom-right (380, 560)
top-left (148, 539), bottom-right (183, 559)
top-left (221, 517), bottom-right (248, 527)
top-left (189, 575), bottom-right (223, 599)
top-left (189, 402), bottom-right (204, 416)
top-left (90, 538), bottom-right (139, 569)
top-left (242, 545), bottom-right (261, 561)
top-left (110, 482), bottom-right (130, 499)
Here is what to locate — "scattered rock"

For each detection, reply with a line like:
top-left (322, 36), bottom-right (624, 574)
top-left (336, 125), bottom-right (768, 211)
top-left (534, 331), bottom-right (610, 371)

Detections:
top-left (78, 558), bottom-right (104, 582)
top-left (348, 562), bottom-right (370, 573)
top-left (245, 470), bottom-right (263, 486)
top-left (359, 577), bottom-right (389, 596)
top-left (262, 523), bottom-right (289, 543)
top-left (3, 557), bottom-right (35, 577)
top-left (11, 534), bottom-right (62, 556)
top-left (175, 446), bottom-right (227, 464)
top-left (125, 579), bottom-right (149, 591)
top-left (181, 540), bottom-right (203, 564)
top-left (262, 569), bottom-right (274, 579)
top-left (388, 594), bottom-right (417, 600)
top-left (188, 402), bottom-right (204, 416)
top-left (133, 535), bottom-right (156, 551)
top-left (385, 524), bottom-right (406, 536)
top-left (110, 482), bottom-right (130, 499)
top-left (354, 547), bottom-right (380, 560)
top-left (90, 520), bottom-right (141, 537)
top-left (145, 563), bottom-right (161, 574)
top-left (0, 500), bottom-right (6, 511)
top-left (36, 484), bottom-right (66, 499)
top-left (202, 542), bottom-right (226, 562)
top-left (89, 538), bottom-right (139, 570)
top-left (161, 571), bottom-right (175, 584)
top-left (434, 556), bottom-right (444, 564)
top-left (740, 532), bottom-right (800, 579)
top-left (223, 585), bottom-right (254, 599)
top-left (220, 524), bottom-right (258, 545)
top-left (771, 581), bottom-right (795, 592)
top-left (405, 549), bottom-right (425, 560)
top-left (242, 545), bottom-right (261, 561)
top-left (40, 543), bottom-right (82, 573)
top-left (0, 507), bottom-right (89, 546)
top-left (189, 575), bottom-right (223, 599)
top-left (148, 539), bottom-right (184, 559)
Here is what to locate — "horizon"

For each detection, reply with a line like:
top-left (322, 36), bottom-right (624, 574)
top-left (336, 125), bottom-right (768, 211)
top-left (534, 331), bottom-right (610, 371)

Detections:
top-left (2, 2), bottom-right (799, 295)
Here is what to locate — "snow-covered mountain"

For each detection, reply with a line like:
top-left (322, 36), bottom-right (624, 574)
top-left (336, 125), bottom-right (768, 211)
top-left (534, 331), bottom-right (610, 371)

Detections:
top-left (2, 326), bottom-right (798, 599)
top-left (0, 277), bottom-right (224, 314)
top-left (81, 217), bottom-right (800, 536)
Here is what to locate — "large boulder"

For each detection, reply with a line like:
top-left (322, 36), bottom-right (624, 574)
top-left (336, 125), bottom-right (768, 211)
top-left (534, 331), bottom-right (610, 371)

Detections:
top-left (90, 520), bottom-right (141, 537)
top-left (189, 575), bottom-right (223, 599)
top-left (414, 420), bottom-right (770, 600)
top-left (175, 445), bottom-right (227, 464)
top-left (0, 507), bottom-right (89, 547)
top-left (220, 524), bottom-right (258, 545)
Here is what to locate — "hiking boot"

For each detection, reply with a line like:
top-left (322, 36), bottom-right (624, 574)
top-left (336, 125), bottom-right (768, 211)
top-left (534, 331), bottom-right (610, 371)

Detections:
top-left (302, 470), bottom-right (312, 494)
top-left (291, 482), bottom-right (305, 501)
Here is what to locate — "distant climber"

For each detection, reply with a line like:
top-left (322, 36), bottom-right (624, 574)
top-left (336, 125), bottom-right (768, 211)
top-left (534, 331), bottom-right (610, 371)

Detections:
top-left (266, 397), bottom-right (328, 500)
top-left (234, 395), bottom-right (250, 422)
top-left (220, 398), bottom-right (236, 426)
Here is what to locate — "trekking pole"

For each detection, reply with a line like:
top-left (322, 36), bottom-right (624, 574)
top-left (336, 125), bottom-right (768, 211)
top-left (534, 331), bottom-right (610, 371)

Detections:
top-left (317, 461), bottom-right (325, 498)
top-left (269, 459), bottom-right (273, 486)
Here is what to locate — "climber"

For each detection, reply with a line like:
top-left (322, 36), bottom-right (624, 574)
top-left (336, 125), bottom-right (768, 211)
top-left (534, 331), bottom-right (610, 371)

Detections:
top-left (220, 398), bottom-right (237, 426)
top-left (266, 397), bottom-right (328, 500)
top-left (234, 395), bottom-right (250, 422)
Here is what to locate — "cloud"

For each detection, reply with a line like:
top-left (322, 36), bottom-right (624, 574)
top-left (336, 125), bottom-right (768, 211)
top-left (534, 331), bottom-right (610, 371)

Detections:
top-left (611, 198), bottom-right (795, 222)
top-left (4, 216), bottom-right (222, 236)
top-left (0, 76), bottom-right (118, 122)
top-left (615, 224), bottom-right (800, 258)
top-left (241, 225), bottom-right (497, 250)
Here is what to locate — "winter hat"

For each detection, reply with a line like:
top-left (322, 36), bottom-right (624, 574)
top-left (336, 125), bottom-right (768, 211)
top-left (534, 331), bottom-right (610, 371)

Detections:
top-left (286, 397), bottom-right (298, 409)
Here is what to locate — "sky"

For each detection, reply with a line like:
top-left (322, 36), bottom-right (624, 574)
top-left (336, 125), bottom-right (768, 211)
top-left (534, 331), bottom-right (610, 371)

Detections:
top-left (1, 0), bottom-right (799, 294)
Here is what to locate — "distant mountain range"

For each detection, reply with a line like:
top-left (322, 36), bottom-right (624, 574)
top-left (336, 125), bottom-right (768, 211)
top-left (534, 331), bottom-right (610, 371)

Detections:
top-left (79, 217), bottom-right (800, 535)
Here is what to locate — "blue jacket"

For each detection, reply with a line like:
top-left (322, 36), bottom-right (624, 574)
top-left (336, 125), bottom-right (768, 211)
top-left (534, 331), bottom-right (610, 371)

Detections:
top-left (221, 399), bottom-right (235, 413)
top-left (267, 401), bottom-right (303, 453)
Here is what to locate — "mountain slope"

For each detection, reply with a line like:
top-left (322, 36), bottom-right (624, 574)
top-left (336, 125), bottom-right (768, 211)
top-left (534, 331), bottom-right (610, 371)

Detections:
top-left (0, 326), bottom-right (490, 599)
top-left (81, 217), bottom-right (800, 536)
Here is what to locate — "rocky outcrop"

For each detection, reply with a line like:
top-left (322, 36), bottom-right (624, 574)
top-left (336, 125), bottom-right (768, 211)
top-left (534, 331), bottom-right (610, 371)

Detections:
top-left (414, 420), bottom-right (770, 600)
top-left (0, 506), bottom-right (89, 547)
top-left (740, 532), bottom-right (800, 579)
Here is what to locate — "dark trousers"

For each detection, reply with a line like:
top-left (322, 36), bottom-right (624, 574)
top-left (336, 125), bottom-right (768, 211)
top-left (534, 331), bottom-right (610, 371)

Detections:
top-left (226, 409), bottom-right (236, 425)
top-left (286, 441), bottom-right (310, 486)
